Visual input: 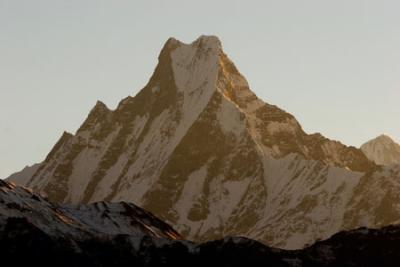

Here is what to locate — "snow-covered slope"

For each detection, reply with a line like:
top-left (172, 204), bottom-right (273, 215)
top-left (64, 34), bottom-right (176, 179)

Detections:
top-left (361, 134), bottom-right (400, 166)
top-left (8, 35), bottom-right (400, 250)
top-left (0, 179), bottom-right (181, 241)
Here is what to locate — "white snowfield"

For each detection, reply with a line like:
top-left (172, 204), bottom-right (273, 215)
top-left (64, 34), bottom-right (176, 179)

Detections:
top-left (7, 36), bottom-right (400, 249)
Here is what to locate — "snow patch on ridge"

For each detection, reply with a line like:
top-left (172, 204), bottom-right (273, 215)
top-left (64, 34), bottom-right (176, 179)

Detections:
top-left (117, 109), bottom-right (176, 203)
top-left (67, 127), bottom-right (121, 203)
top-left (174, 165), bottom-right (208, 222)
top-left (170, 36), bottom-right (220, 94)
top-left (90, 153), bottom-right (129, 202)
top-left (209, 176), bottom-right (252, 222)
top-left (217, 98), bottom-right (246, 137)
top-left (251, 154), bottom-right (364, 249)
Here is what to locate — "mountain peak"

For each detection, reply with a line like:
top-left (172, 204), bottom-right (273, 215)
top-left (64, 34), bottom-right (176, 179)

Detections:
top-left (153, 35), bottom-right (224, 98)
top-left (375, 134), bottom-right (395, 143)
top-left (361, 134), bottom-right (400, 166)
top-left (93, 100), bottom-right (109, 110)
top-left (6, 36), bottom-right (384, 250)
top-left (165, 35), bottom-right (222, 50)
top-left (193, 35), bottom-right (222, 47)
top-left (364, 134), bottom-right (398, 147)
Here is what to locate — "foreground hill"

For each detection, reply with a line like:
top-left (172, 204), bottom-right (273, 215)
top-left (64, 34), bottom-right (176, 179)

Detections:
top-left (2, 179), bottom-right (400, 267)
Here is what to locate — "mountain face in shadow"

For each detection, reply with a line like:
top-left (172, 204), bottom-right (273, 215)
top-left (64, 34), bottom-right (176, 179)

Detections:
top-left (2, 179), bottom-right (400, 267)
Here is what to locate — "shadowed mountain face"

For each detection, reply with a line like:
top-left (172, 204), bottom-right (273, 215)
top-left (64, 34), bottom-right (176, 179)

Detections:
top-left (0, 179), bottom-right (184, 266)
top-left (7, 35), bottom-right (400, 249)
top-left (361, 134), bottom-right (400, 166)
top-left (2, 179), bottom-right (400, 267)
top-left (0, 179), bottom-right (181, 241)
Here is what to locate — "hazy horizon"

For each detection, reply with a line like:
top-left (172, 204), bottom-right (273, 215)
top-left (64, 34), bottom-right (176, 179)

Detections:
top-left (1, 0), bottom-right (400, 178)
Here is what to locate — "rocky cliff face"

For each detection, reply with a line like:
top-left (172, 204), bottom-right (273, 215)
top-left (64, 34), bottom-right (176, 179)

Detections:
top-left (361, 134), bottom-right (400, 166)
top-left (8, 35), bottom-right (400, 249)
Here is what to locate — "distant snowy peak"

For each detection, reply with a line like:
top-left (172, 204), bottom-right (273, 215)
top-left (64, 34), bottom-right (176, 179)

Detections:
top-left (361, 134), bottom-right (400, 166)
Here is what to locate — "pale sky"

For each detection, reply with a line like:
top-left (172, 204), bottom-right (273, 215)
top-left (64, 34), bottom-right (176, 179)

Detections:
top-left (1, 0), bottom-right (399, 178)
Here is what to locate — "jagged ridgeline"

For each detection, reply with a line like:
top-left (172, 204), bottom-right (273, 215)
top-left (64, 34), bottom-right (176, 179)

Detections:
top-left (7, 35), bottom-right (400, 249)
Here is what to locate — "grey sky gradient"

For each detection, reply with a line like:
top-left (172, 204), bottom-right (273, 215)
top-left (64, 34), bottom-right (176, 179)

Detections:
top-left (1, 0), bottom-right (399, 178)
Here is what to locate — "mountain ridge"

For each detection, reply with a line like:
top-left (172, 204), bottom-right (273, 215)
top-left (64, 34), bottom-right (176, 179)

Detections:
top-left (8, 36), bottom-right (400, 250)
top-left (0, 179), bottom-right (182, 240)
